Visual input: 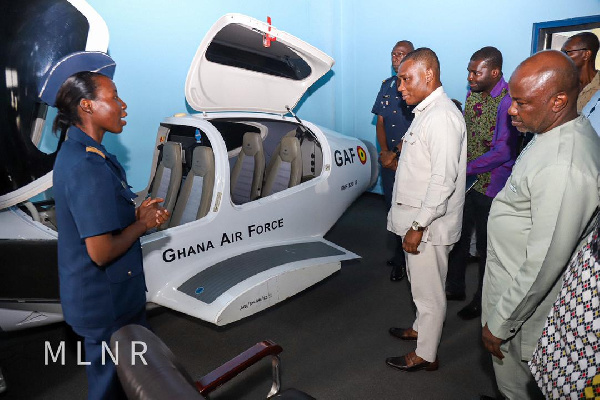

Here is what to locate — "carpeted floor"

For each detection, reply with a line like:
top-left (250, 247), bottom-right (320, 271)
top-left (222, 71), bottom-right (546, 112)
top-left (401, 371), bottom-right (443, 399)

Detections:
top-left (0, 193), bottom-right (501, 399)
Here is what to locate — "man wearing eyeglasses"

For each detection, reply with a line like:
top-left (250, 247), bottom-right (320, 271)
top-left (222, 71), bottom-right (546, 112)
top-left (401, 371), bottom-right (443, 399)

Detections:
top-left (372, 40), bottom-right (414, 281)
top-left (561, 32), bottom-right (600, 112)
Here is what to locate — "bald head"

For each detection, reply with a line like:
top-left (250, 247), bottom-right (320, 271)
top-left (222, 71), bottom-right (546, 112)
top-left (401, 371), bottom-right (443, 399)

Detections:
top-left (508, 50), bottom-right (579, 133)
top-left (513, 50), bottom-right (579, 99)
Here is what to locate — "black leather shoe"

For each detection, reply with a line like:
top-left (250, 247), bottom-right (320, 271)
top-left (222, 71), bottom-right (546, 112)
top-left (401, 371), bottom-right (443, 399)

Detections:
top-left (390, 265), bottom-right (406, 281)
top-left (386, 352), bottom-right (439, 372)
top-left (457, 301), bottom-right (481, 320)
top-left (445, 291), bottom-right (466, 301)
top-left (389, 327), bottom-right (418, 341)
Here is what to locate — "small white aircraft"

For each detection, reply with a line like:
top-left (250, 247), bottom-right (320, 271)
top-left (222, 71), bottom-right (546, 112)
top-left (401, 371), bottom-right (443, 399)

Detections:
top-left (0, 4), bottom-right (378, 331)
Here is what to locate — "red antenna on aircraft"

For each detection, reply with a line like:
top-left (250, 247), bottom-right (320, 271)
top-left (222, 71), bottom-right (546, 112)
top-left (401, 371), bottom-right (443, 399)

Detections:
top-left (263, 16), bottom-right (277, 48)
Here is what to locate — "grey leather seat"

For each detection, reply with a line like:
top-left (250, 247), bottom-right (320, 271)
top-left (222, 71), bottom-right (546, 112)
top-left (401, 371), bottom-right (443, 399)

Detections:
top-left (263, 135), bottom-right (302, 196)
top-left (151, 141), bottom-right (183, 229)
top-left (169, 146), bottom-right (215, 227)
top-left (230, 132), bottom-right (265, 204)
top-left (299, 136), bottom-right (322, 181)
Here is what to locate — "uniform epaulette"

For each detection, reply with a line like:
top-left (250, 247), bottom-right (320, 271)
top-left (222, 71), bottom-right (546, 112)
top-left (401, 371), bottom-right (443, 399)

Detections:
top-left (86, 146), bottom-right (106, 159)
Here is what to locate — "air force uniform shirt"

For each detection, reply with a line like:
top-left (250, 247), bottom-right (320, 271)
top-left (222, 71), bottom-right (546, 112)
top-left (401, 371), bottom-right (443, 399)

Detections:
top-left (53, 126), bottom-right (146, 329)
top-left (372, 75), bottom-right (414, 149)
top-left (373, 75), bottom-right (415, 206)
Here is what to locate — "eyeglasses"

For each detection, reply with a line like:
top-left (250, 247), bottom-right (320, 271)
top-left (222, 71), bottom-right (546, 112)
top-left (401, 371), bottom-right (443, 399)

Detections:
top-left (562, 48), bottom-right (588, 55)
top-left (391, 52), bottom-right (407, 58)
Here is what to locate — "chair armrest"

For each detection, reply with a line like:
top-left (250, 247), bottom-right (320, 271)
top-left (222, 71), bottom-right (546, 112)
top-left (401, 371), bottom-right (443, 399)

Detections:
top-left (195, 340), bottom-right (283, 396)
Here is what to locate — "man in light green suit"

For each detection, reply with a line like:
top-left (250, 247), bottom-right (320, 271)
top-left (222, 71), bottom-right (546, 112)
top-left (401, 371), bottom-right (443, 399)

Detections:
top-left (481, 50), bottom-right (600, 399)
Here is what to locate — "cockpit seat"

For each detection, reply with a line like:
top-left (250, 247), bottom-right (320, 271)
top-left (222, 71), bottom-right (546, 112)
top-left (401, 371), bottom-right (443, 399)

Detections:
top-left (230, 132), bottom-right (265, 204)
top-left (151, 141), bottom-right (183, 229)
top-left (263, 136), bottom-right (302, 197)
top-left (169, 146), bottom-right (215, 227)
top-left (299, 135), bottom-right (322, 182)
top-left (111, 324), bottom-right (315, 400)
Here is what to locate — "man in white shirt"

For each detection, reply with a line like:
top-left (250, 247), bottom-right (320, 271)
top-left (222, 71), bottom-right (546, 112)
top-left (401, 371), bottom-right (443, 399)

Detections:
top-left (385, 48), bottom-right (467, 372)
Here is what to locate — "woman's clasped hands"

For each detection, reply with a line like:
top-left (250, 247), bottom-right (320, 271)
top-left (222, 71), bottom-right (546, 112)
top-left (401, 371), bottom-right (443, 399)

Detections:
top-left (137, 197), bottom-right (170, 229)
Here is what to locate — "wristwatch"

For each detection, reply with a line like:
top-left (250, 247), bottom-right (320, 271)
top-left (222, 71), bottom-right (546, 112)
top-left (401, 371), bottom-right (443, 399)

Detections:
top-left (411, 221), bottom-right (425, 232)
top-left (392, 146), bottom-right (401, 159)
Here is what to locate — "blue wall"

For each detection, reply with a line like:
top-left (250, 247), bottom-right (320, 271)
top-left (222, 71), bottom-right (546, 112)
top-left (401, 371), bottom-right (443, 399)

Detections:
top-left (85, 0), bottom-right (600, 192)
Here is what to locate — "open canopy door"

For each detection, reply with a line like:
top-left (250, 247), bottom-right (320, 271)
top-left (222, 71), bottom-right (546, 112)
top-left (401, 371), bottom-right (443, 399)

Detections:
top-left (185, 14), bottom-right (334, 114)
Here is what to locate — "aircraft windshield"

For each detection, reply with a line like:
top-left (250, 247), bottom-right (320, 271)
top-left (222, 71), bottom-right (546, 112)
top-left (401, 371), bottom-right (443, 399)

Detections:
top-left (205, 23), bottom-right (312, 81)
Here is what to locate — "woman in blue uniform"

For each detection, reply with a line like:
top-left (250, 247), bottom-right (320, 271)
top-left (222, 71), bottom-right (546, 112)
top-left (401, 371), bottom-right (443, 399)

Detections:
top-left (41, 52), bottom-right (169, 399)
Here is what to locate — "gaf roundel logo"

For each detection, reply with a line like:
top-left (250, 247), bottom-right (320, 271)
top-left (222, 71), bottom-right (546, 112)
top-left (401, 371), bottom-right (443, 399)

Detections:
top-left (357, 146), bottom-right (367, 165)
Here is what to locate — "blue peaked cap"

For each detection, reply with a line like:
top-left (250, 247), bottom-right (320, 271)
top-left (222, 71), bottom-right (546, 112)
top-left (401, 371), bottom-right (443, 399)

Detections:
top-left (38, 51), bottom-right (116, 107)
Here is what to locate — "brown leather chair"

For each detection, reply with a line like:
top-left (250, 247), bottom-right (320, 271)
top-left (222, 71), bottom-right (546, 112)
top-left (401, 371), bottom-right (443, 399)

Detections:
top-left (111, 324), bottom-right (315, 400)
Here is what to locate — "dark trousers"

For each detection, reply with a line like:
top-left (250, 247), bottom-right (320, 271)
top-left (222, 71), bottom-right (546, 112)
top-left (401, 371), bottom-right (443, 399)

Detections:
top-left (72, 307), bottom-right (148, 400)
top-left (382, 166), bottom-right (406, 268)
top-left (446, 190), bottom-right (493, 303)
top-left (381, 165), bottom-right (396, 211)
top-left (390, 233), bottom-right (407, 267)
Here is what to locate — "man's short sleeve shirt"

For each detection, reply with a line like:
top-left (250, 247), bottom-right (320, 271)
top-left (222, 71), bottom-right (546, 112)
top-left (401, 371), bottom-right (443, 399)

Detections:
top-left (372, 76), bottom-right (413, 147)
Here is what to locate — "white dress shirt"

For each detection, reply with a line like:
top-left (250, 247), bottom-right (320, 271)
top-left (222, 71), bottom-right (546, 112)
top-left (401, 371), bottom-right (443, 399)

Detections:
top-left (387, 86), bottom-right (467, 245)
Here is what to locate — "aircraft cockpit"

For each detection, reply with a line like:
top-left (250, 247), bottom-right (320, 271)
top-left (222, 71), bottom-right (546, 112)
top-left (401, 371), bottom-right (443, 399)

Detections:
top-left (147, 117), bottom-right (325, 232)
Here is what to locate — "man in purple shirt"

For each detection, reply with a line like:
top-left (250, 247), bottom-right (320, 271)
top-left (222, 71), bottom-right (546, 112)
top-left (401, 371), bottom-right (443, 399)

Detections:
top-left (446, 47), bottom-right (518, 320)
